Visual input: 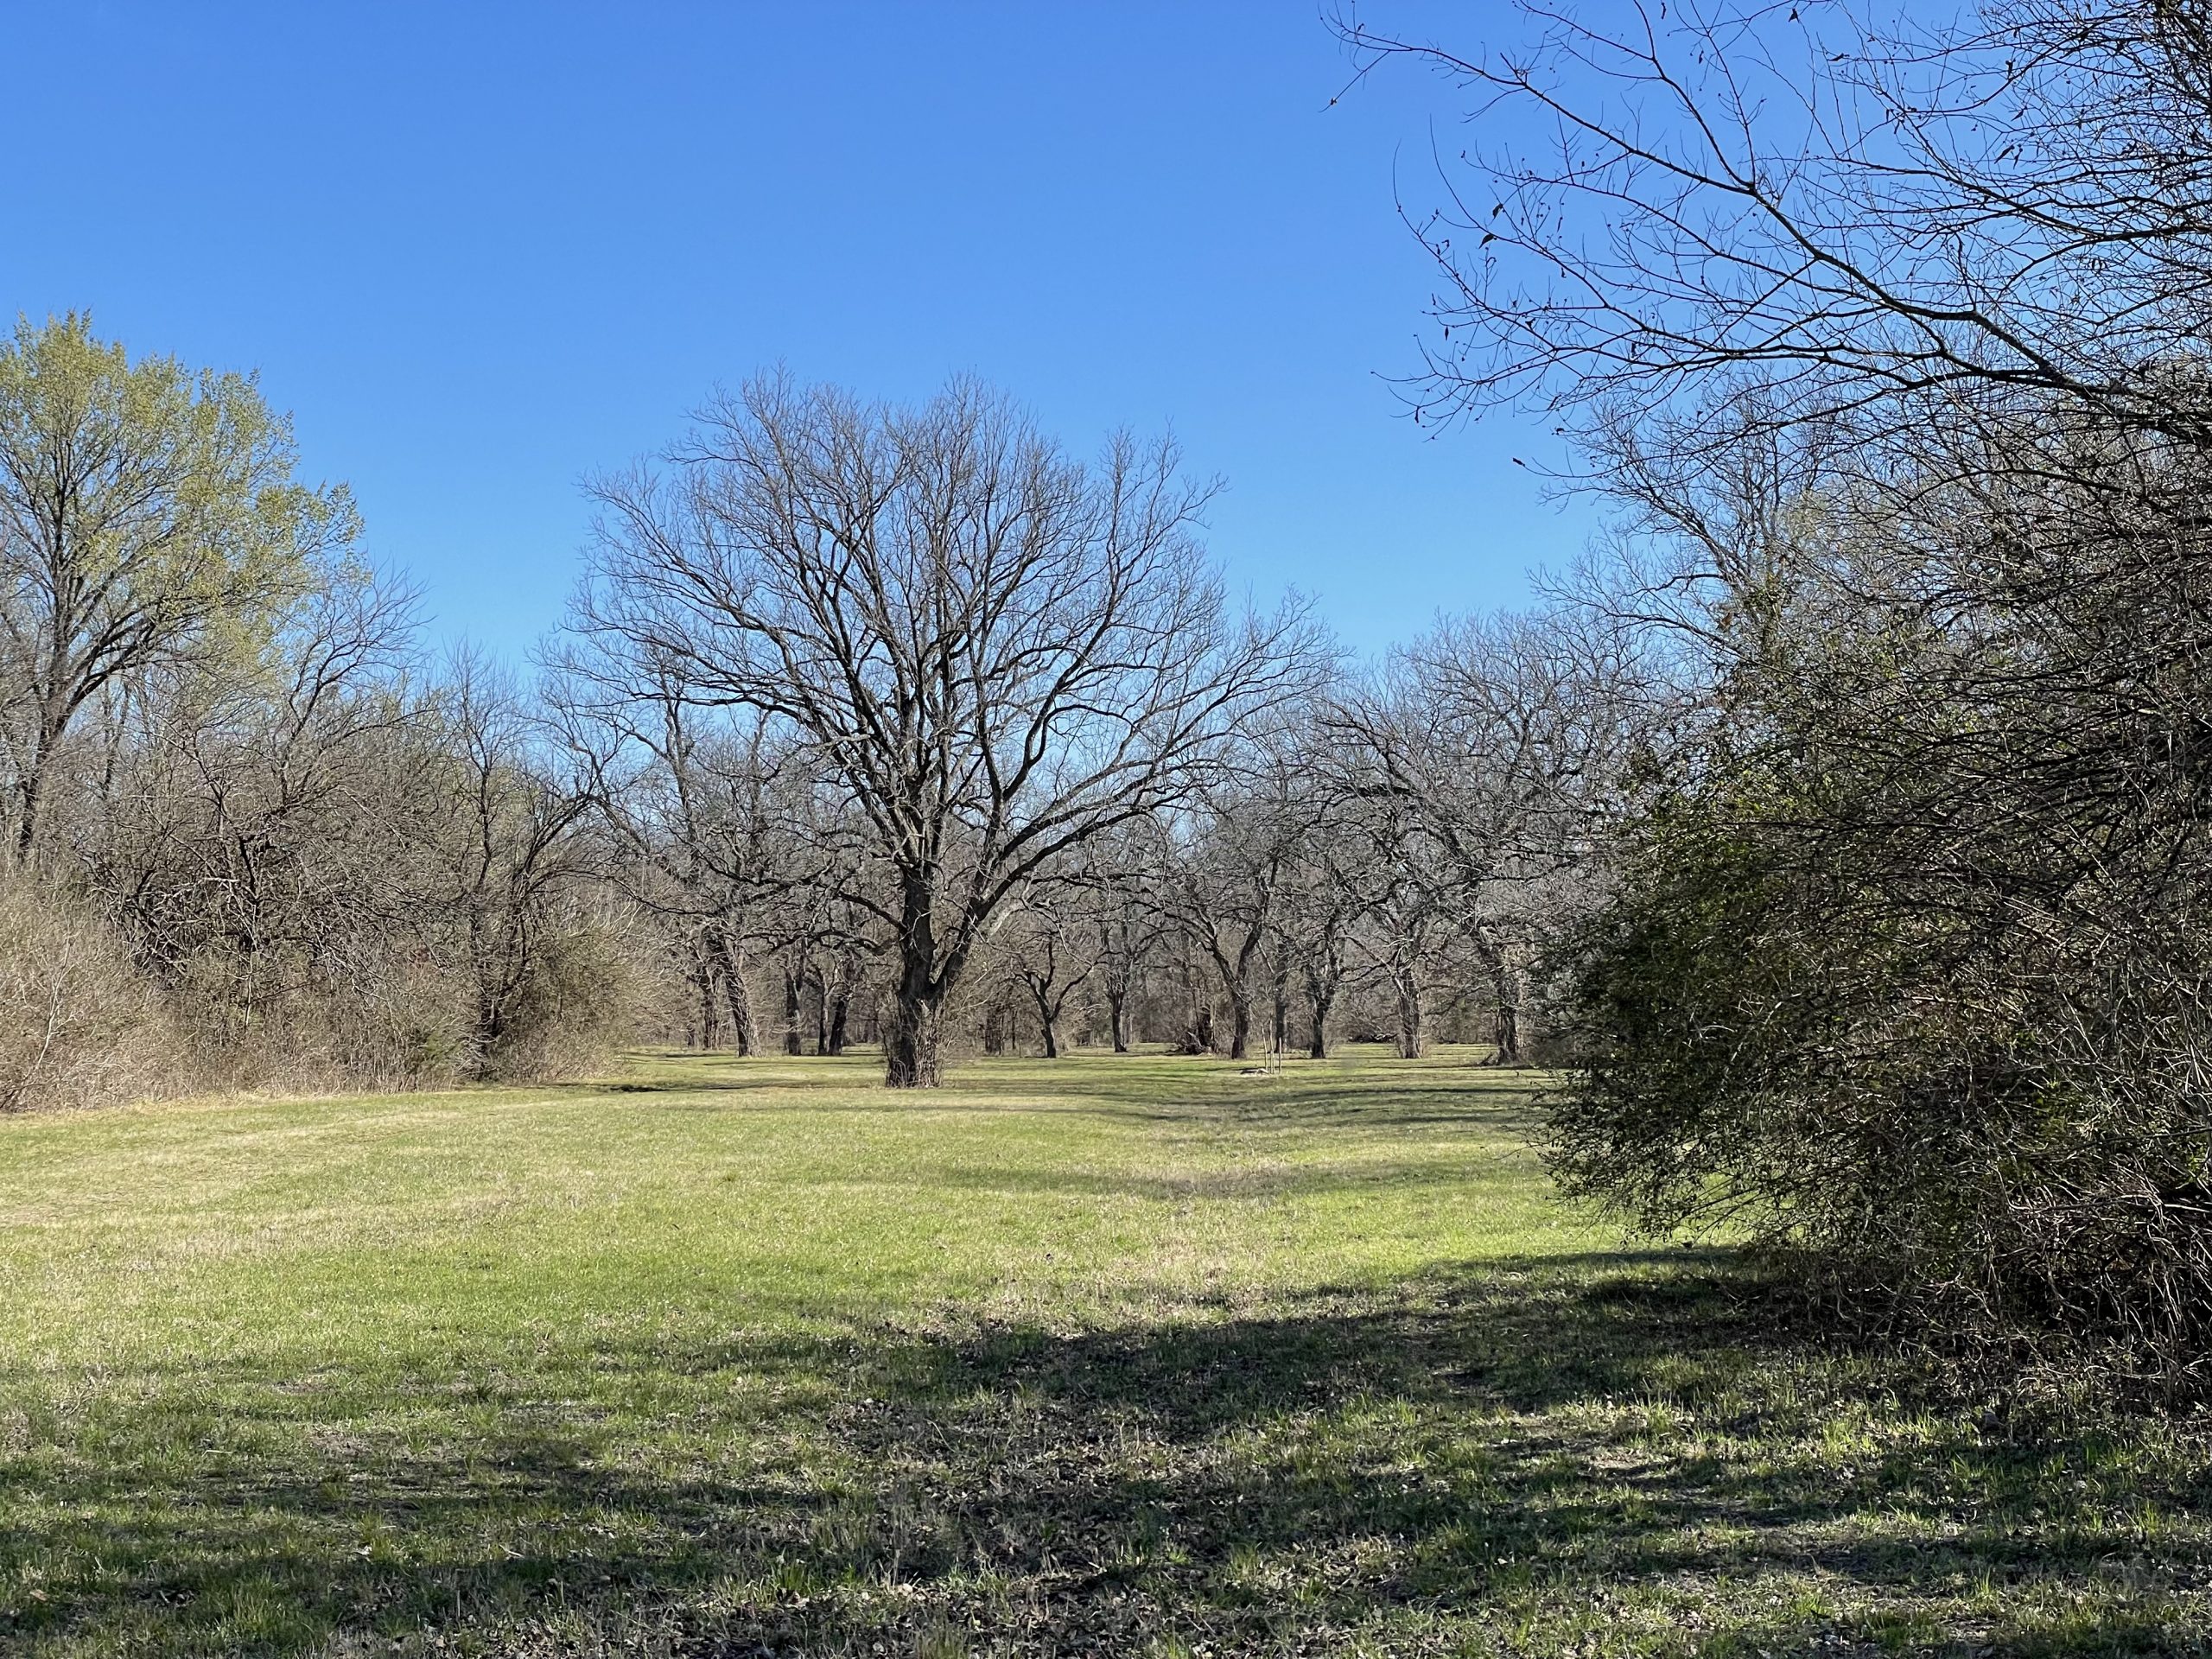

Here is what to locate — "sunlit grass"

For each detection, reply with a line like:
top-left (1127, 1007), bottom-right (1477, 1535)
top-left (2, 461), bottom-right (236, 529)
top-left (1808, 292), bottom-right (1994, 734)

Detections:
top-left (0, 1046), bottom-right (2202, 1655)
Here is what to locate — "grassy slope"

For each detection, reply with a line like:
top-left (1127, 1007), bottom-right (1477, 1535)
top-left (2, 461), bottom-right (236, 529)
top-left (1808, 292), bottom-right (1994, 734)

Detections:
top-left (0, 1048), bottom-right (2203, 1657)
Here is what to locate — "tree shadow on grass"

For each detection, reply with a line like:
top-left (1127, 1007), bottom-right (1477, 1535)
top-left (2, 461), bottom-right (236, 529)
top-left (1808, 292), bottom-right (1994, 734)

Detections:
top-left (577, 1063), bottom-right (1549, 1152)
top-left (1, 1253), bottom-right (2206, 1656)
top-left (773, 1159), bottom-right (1518, 1204)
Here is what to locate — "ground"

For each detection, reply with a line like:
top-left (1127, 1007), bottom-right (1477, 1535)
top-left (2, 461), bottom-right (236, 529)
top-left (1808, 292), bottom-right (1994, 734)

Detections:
top-left (0, 1047), bottom-right (2204, 1657)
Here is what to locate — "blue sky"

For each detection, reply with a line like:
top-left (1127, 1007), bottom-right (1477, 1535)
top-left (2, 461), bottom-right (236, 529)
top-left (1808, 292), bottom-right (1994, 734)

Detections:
top-left (3, 3), bottom-right (1596, 660)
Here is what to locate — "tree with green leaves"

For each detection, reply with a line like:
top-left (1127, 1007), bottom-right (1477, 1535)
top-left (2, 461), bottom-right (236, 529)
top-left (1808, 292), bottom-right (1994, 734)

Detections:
top-left (0, 313), bottom-right (358, 859)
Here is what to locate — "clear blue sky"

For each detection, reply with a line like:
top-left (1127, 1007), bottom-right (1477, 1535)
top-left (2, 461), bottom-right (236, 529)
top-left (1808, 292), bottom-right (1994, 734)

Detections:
top-left (2, 3), bottom-right (1594, 660)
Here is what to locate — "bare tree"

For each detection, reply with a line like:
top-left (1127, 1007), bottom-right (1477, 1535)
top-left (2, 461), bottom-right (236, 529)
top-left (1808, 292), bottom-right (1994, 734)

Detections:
top-left (1332, 607), bottom-right (1643, 1063)
top-left (1080, 818), bottom-right (1173, 1053)
top-left (1003, 871), bottom-right (1099, 1058)
top-left (431, 652), bottom-right (598, 1075)
top-left (1161, 737), bottom-right (1324, 1061)
top-left (572, 374), bottom-right (1316, 1086)
top-left (1274, 823), bottom-right (1363, 1059)
top-left (1343, 787), bottom-right (1454, 1059)
top-left (550, 647), bottom-right (826, 1059)
top-left (1339, 0), bottom-right (2212, 456)
top-left (78, 564), bottom-right (432, 1071)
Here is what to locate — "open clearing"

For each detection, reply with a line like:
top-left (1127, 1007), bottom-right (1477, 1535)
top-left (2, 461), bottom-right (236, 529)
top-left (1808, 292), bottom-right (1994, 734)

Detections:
top-left (0, 1049), bottom-right (2205, 1656)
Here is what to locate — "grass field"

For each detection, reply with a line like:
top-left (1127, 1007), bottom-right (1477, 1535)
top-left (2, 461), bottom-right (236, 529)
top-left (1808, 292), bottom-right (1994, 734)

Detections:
top-left (0, 1047), bottom-right (2206, 1657)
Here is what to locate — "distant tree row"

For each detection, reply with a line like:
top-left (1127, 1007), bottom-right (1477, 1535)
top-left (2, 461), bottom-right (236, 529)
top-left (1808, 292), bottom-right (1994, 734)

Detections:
top-left (547, 372), bottom-right (1637, 1083)
top-left (0, 323), bottom-right (1617, 1107)
top-left (553, 588), bottom-right (1625, 1078)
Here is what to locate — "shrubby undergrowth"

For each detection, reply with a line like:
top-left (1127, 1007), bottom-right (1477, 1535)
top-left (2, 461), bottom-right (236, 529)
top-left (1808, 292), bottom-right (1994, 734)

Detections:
top-left (1551, 473), bottom-right (2212, 1378)
top-left (0, 872), bottom-right (173, 1112)
top-left (0, 317), bottom-right (654, 1104)
top-left (1351, 0), bottom-right (2212, 1380)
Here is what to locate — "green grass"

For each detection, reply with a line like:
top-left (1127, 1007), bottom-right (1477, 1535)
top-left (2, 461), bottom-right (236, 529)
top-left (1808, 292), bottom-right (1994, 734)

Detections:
top-left (0, 1046), bottom-right (2205, 1656)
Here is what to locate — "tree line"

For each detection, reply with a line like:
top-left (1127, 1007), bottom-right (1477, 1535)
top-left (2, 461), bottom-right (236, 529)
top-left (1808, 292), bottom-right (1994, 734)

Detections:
top-left (0, 329), bottom-right (1609, 1110)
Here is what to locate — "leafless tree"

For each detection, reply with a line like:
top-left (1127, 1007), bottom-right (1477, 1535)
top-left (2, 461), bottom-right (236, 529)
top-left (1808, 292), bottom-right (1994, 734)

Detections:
top-left (1340, 785), bottom-right (1455, 1059)
top-left (1328, 604), bottom-right (1650, 1063)
top-left (573, 373), bottom-right (1318, 1086)
top-left (1273, 819), bottom-right (1363, 1059)
top-left (1160, 731), bottom-right (1334, 1062)
top-left (550, 641), bottom-right (836, 1058)
top-left (1078, 820), bottom-right (1173, 1053)
top-left (429, 651), bottom-right (600, 1074)
top-left (1002, 870), bottom-right (1099, 1058)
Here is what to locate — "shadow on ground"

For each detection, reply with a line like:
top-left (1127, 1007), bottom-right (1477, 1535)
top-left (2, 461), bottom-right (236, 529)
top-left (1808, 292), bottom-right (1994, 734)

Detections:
top-left (3, 1251), bottom-right (2207, 1656)
top-left (581, 1049), bottom-right (1546, 1134)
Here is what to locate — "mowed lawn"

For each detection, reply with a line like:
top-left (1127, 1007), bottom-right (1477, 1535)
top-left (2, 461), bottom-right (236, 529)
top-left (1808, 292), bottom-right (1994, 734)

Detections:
top-left (0, 1051), bottom-right (2206, 1657)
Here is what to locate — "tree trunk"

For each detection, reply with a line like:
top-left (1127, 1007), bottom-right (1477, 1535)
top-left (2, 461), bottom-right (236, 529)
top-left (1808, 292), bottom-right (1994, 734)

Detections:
top-left (1107, 986), bottom-right (1129, 1053)
top-left (884, 988), bottom-right (943, 1087)
top-left (11, 775), bottom-right (35, 861)
top-left (1395, 984), bottom-right (1424, 1059)
top-left (886, 874), bottom-right (945, 1086)
top-left (696, 957), bottom-right (720, 1052)
top-left (1478, 932), bottom-right (1522, 1065)
top-left (1226, 990), bottom-right (1251, 1061)
top-left (783, 968), bottom-right (804, 1056)
top-left (11, 713), bottom-right (57, 860)
top-left (725, 967), bottom-right (755, 1057)
top-left (1306, 983), bottom-right (1332, 1060)
top-left (825, 982), bottom-right (849, 1055)
top-left (709, 927), bottom-right (755, 1056)
top-left (1492, 963), bottom-right (1522, 1065)
top-left (1031, 982), bottom-right (1061, 1058)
